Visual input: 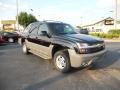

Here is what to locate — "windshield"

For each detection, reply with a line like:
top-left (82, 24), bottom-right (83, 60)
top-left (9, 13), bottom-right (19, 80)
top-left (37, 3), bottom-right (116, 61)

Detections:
top-left (48, 23), bottom-right (77, 35)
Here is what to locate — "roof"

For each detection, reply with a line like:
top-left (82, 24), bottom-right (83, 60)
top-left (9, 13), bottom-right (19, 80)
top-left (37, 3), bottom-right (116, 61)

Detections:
top-left (1, 20), bottom-right (16, 24)
top-left (43, 20), bottom-right (63, 24)
top-left (82, 17), bottom-right (114, 27)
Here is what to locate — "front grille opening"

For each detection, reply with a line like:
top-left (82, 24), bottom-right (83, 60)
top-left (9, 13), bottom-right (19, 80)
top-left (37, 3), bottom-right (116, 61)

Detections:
top-left (89, 46), bottom-right (105, 53)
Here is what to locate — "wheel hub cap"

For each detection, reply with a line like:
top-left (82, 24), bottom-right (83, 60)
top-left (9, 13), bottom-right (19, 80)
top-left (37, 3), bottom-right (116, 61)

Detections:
top-left (56, 55), bottom-right (66, 69)
top-left (8, 38), bottom-right (13, 42)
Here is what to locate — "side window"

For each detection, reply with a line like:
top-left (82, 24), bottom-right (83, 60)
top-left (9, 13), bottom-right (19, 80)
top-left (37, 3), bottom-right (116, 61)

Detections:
top-left (38, 24), bottom-right (49, 35)
top-left (29, 26), bottom-right (38, 36)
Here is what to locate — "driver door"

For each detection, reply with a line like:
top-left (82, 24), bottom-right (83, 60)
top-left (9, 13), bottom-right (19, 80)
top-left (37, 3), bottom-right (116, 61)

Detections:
top-left (35, 23), bottom-right (52, 59)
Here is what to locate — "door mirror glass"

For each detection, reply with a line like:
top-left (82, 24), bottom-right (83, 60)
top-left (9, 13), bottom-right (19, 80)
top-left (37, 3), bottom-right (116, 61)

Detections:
top-left (41, 31), bottom-right (48, 36)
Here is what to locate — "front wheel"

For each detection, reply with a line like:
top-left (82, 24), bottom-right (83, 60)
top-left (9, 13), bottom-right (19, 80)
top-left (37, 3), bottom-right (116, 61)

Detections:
top-left (54, 50), bottom-right (71, 73)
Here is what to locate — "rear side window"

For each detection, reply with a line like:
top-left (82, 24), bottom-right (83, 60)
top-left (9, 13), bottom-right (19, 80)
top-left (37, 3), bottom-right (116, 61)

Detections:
top-left (24, 22), bottom-right (39, 33)
top-left (24, 24), bottom-right (32, 33)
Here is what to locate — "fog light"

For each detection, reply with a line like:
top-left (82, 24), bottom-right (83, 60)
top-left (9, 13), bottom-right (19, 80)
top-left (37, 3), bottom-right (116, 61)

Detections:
top-left (81, 62), bottom-right (88, 67)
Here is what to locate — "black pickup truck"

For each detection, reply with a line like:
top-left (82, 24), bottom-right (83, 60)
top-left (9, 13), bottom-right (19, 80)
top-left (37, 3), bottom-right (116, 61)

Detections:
top-left (19, 21), bottom-right (106, 73)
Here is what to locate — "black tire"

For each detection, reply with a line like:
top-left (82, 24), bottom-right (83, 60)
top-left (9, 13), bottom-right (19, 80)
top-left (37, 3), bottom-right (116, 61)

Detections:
top-left (53, 50), bottom-right (71, 73)
top-left (22, 42), bottom-right (29, 54)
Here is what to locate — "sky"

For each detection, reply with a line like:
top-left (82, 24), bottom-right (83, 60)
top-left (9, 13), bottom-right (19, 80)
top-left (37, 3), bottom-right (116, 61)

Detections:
top-left (0, 0), bottom-right (120, 26)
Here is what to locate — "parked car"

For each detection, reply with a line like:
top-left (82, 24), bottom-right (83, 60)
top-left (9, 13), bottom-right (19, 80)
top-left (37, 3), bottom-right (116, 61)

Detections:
top-left (1, 32), bottom-right (20, 43)
top-left (79, 28), bottom-right (89, 34)
top-left (19, 21), bottom-right (106, 73)
top-left (0, 32), bottom-right (5, 44)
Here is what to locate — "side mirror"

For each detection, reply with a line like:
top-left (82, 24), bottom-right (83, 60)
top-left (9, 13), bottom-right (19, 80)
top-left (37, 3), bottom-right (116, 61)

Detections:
top-left (41, 31), bottom-right (50, 38)
top-left (41, 31), bottom-right (48, 36)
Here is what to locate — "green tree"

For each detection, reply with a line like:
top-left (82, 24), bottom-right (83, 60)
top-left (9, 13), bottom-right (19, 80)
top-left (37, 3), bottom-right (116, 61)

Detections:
top-left (18, 12), bottom-right (37, 28)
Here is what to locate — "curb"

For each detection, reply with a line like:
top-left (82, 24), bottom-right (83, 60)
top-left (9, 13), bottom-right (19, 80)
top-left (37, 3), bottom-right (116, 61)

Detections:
top-left (104, 39), bottom-right (120, 42)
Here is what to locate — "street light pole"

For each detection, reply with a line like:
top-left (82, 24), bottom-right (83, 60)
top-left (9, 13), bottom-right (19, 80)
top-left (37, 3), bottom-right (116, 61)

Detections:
top-left (30, 9), bottom-right (34, 14)
top-left (38, 15), bottom-right (40, 21)
top-left (80, 16), bottom-right (83, 26)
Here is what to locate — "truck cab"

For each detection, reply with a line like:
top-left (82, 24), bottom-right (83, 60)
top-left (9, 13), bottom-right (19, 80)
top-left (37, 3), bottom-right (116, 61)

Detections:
top-left (19, 21), bottom-right (106, 73)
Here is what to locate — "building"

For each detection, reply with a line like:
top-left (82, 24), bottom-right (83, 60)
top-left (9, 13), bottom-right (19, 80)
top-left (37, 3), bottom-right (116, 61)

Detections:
top-left (0, 20), bottom-right (24, 32)
top-left (82, 17), bottom-right (120, 33)
top-left (0, 20), bottom-right (16, 32)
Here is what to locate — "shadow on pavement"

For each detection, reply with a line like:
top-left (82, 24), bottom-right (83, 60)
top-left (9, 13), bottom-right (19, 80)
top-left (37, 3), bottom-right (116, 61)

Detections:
top-left (0, 52), bottom-right (5, 56)
top-left (90, 50), bottom-right (120, 70)
top-left (0, 43), bottom-right (8, 46)
top-left (23, 68), bottom-right (85, 90)
top-left (23, 50), bottom-right (120, 90)
top-left (0, 43), bottom-right (20, 50)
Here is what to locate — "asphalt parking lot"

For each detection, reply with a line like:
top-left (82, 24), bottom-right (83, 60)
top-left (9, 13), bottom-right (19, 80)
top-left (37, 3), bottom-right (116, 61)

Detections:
top-left (0, 42), bottom-right (120, 90)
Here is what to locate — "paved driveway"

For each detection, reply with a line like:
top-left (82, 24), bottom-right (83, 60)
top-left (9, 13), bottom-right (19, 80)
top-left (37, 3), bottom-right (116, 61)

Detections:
top-left (0, 42), bottom-right (120, 90)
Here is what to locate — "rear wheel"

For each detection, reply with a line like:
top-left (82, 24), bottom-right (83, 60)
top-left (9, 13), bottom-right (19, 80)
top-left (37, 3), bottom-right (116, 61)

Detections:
top-left (54, 50), bottom-right (71, 73)
top-left (22, 42), bottom-right (28, 54)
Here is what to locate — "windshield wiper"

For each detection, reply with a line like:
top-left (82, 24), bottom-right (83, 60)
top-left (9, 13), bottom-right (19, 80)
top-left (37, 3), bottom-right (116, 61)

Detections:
top-left (57, 32), bottom-right (76, 35)
top-left (69, 32), bottom-right (76, 34)
top-left (58, 32), bottom-right (68, 34)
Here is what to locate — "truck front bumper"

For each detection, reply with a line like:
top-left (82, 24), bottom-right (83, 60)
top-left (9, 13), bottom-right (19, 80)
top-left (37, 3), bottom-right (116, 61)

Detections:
top-left (68, 49), bottom-right (106, 68)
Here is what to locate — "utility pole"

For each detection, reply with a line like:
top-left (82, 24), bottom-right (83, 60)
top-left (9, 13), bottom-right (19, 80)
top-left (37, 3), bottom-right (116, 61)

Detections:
top-left (115, 0), bottom-right (118, 29)
top-left (16, 0), bottom-right (19, 31)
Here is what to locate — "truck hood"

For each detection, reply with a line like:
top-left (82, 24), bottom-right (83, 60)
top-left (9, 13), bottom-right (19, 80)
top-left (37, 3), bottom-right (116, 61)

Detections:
top-left (53, 34), bottom-right (104, 45)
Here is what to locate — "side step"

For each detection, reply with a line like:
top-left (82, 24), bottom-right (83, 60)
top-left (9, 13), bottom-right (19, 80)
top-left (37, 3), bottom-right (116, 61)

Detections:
top-left (29, 49), bottom-right (51, 60)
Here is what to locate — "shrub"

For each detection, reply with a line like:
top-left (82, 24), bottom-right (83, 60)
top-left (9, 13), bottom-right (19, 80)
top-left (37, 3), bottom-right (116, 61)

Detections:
top-left (105, 34), bottom-right (113, 39)
top-left (90, 32), bottom-right (120, 39)
top-left (108, 29), bottom-right (120, 35)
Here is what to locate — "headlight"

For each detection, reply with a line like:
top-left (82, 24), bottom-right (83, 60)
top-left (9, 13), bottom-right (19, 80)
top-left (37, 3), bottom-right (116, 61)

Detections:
top-left (77, 43), bottom-right (88, 54)
top-left (76, 43), bottom-right (88, 48)
top-left (76, 42), bottom-right (105, 54)
top-left (76, 43), bottom-right (89, 54)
